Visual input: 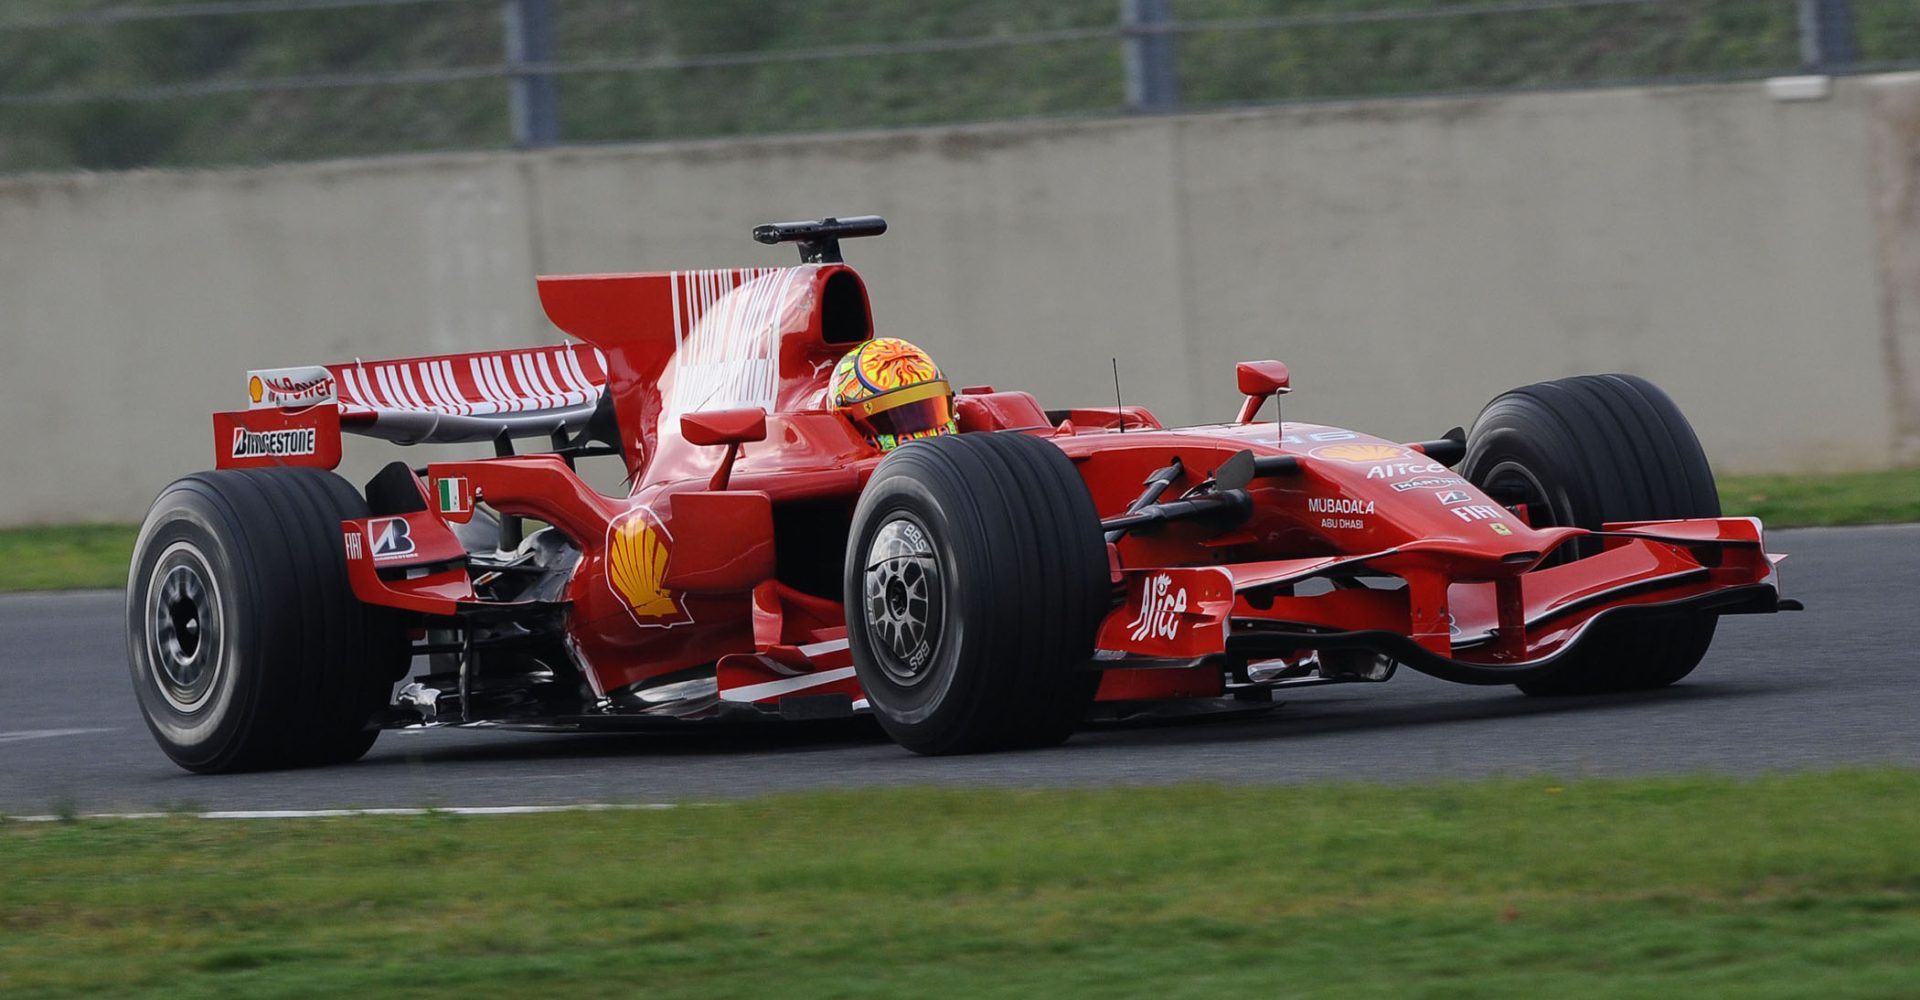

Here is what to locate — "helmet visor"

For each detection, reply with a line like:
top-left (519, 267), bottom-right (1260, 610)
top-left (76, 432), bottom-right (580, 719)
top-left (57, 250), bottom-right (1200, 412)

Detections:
top-left (848, 380), bottom-right (955, 443)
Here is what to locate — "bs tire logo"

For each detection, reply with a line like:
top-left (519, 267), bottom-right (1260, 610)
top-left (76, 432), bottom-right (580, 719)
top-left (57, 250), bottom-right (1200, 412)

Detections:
top-left (368, 518), bottom-right (415, 560)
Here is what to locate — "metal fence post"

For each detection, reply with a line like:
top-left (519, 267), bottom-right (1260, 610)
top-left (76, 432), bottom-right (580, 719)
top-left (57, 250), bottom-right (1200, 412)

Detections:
top-left (504, 0), bottom-right (559, 147)
top-left (1798, 0), bottom-right (1859, 72)
top-left (1122, 0), bottom-right (1178, 113)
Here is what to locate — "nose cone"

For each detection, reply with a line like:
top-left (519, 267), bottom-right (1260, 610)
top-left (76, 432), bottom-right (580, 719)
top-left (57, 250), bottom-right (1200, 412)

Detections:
top-left (1301, 443), bottom-right (1570, 570)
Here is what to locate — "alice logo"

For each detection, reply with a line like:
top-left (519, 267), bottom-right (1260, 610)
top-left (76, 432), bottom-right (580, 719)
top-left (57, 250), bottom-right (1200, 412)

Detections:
top-left (1127, 573), bottom-right (1188, 643)
top-left (607, 510), bottom-right (692, 627)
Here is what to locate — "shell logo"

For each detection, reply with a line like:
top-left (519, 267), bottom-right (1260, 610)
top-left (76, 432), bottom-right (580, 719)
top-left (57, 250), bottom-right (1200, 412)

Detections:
top-left (248, 375), bottom-right (264, 404)
top-left (606, 509), bottom-right (692, 628)
top-left (1311, 443), bottom-right (1405, 463)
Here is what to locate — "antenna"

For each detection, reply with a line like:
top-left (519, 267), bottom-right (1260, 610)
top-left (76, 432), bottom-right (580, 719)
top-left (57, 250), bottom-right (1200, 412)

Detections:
top-left (1112, 358), bottom-right (1124, 434)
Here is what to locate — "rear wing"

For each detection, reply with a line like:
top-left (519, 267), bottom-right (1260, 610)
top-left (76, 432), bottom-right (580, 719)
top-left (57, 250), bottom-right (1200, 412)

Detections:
top-left (214, 344), bottom-right (608, 470)
top-left (216, 236), bottom-right (876, 477)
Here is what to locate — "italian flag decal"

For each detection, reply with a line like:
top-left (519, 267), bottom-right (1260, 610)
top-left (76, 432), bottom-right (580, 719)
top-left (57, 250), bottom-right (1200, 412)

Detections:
top-left (437, 476), bottom-right (472, 515)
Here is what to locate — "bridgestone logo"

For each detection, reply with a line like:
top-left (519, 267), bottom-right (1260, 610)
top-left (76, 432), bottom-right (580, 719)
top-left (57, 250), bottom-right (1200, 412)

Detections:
top-left (231, 427), bottom-right (317, 458)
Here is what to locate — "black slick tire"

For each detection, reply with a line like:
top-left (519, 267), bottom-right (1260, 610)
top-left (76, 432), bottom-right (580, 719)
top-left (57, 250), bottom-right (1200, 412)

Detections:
top-left (126, 468), bottom-right (406, 773)
top-left (1462, 374), bottom-right (1721, 696)
top-left (845, 432), bottom-right (1108, 755)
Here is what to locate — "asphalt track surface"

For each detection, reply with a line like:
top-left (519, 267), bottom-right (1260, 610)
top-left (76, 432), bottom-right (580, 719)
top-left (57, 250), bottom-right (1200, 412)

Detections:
top-left (3, 525), bottom-right (1915, 814)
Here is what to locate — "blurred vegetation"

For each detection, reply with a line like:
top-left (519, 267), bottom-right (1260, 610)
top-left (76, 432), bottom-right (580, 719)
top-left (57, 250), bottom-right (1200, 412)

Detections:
top-left (5, 771), bottom-right (1920, 997)
top-left (1718, 467), bottom-right (1920, 528)
top-left (1, 0), bottom-right (1915, 173)
top-left (0, 523), bottom-right (136, 592)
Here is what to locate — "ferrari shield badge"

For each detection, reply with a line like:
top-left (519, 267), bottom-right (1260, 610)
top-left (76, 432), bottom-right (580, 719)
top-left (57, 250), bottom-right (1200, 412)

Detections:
top-left (607, 508), bottom-right (693, 628)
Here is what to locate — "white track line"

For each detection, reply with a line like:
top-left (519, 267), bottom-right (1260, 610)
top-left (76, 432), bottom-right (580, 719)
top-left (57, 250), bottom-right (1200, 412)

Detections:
top-left (6, 802), bottom-right (681, 823)
top-left (0, 727), bottom-right (118, 744)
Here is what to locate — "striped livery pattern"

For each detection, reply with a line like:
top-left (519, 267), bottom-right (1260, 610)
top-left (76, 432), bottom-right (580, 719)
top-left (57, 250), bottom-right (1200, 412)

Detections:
top-left (248, 344), bottom-right (607, 419)
top-left (243, 265), bottom-right (814, 448)
top-left (661, 267), bottom-right (794, 420)
top-left (330, 344), bottom-right (608, 418)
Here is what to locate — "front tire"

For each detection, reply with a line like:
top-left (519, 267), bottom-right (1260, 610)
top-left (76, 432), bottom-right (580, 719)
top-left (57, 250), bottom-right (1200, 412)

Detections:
top-left (1462, 374), bottom-right (1720, 696)
top-left (127, 469), bottom-right (406, 773)
top-left (845, 432), bottom-right (1108, 755)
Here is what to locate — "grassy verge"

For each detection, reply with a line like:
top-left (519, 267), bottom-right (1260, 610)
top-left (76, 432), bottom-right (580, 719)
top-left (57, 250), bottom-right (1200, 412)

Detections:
top-left (0, 523), bottom-right (137, 592)
top-left (4, 771), bottom-right (1918, 998)
top-left (1, 468), bottom-right (1915, 593)
top-left (1716, 468), bottom-right (1920, 529)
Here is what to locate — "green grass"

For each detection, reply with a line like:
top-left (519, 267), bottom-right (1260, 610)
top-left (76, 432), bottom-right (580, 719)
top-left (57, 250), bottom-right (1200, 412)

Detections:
top-left (0, 467), bottom-right (1913, 592)
top-left (0, 523), bottom-right (136, 592)
top-left (1717, 468), bottom-right (1920, 529)
top-left (4, 771), bottom-right (1919, 998)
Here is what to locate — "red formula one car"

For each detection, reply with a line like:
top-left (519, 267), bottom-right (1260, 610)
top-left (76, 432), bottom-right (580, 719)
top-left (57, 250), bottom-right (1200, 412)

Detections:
top-left (127, 216), bottom-right (1798, 772)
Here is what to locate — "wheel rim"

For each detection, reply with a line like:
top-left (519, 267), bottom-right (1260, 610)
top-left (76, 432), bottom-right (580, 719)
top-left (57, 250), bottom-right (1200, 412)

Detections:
top-left (145, 541), bottom-right (225, 713)
top-left (861, 515), bottom-right (943, 686)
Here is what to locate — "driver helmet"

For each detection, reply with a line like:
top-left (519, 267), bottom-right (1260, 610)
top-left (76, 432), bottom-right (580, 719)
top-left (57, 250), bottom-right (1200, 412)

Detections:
top-left (830, 338), bottom-right (957, 452)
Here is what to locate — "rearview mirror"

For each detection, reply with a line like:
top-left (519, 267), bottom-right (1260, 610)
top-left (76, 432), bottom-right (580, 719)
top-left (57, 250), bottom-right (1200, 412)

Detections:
top-left (1235, 361), bottom-right (1291, 424)
top-left (1236, 360), bottom-right (1291, 397)
top-left (680, 408), bottom-right (768, 447)
top-left (681, 408), bottom-right (768, 490)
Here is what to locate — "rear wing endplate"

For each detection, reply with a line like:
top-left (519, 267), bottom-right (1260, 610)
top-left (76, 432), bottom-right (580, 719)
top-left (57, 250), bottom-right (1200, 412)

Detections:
top-left (214, 344), bottom-right (608, 470)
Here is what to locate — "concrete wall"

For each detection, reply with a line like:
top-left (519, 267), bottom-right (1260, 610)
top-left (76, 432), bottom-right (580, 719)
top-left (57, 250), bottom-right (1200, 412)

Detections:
top-left (3, 74), bottom-right (1917, 524)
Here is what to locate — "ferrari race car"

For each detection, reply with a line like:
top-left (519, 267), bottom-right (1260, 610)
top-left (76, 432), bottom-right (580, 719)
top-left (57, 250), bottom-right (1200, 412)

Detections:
top-left (128, 216), bottom-right (1798, 773)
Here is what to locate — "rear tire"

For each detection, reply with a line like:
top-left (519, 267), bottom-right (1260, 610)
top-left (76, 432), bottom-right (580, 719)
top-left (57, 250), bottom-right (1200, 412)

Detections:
top-left (127, 468), bottom-right (406, 773)
top-left (1462, 374), bottom-right (1720, 696)
top-left (845, 432), bottom-right (1108, 754)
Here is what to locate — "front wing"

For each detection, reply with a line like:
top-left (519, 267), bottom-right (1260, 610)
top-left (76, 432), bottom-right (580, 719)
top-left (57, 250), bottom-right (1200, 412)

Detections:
top-left (1096, 517), bottom-right (1789, 685)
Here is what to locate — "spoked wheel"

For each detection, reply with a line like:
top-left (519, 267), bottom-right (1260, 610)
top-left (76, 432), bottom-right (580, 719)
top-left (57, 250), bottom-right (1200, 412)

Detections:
top-left (142, 545), bottom-right (228, 715)
top-left (846, 432), bottom-right (1109, 755)
top-left (860, 515), bottom-right (945, 687)
top-left (1462, 373), bottom-right (1720, 695)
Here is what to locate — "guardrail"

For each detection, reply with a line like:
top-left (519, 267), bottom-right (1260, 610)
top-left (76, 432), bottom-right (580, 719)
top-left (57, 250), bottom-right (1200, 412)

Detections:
top-left (0, 0), bottom-right (1912, 171)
